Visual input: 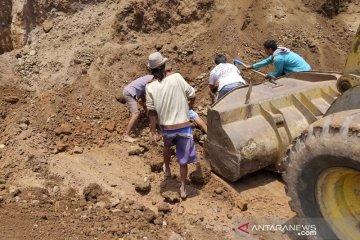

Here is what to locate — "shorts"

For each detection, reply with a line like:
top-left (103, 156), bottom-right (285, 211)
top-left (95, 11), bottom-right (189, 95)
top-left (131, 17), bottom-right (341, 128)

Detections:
top-left (162, 126), bottom-right (198, 165)
top-left (189, 110), bottom-right (199, 121)
top-left (218, 82), bottom-right (243, 100)
top-left (123, 89), bottom-right (139, 114)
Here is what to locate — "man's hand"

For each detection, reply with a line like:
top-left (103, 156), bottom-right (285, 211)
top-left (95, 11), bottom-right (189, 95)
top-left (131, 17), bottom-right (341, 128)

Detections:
top-left (138, 95), bottom-right (147, 112)
top-left (149, 131), bottom-right (158, 146)
top-left (234, 60), bottom-right (251, 69)
top-left (244, 65), bottom-right (252, 70)
top-left (209, 84), bottom-right (217, 94)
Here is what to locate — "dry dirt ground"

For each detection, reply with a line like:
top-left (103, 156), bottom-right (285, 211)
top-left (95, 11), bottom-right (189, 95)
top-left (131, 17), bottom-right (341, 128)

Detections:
top-left (0, 0), bottom-right (359, 239)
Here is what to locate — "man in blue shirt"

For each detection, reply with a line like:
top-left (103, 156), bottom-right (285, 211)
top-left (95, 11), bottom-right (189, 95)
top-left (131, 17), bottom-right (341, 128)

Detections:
top-left (247, 40), bottom-right (311, 78)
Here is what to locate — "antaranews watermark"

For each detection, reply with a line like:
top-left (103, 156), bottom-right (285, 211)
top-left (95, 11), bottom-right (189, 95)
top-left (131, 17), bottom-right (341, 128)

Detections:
top-left (235, 217), bottom-right (321, 239)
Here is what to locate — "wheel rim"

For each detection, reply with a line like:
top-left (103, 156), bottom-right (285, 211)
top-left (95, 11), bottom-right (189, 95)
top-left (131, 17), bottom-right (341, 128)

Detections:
top-left (316, 167), bottom-right (360, 240)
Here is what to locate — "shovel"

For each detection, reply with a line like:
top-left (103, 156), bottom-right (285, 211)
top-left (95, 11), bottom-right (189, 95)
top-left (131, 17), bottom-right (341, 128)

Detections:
top-left (233, 59), bottom-right (267, 77)
top-left (234, 59), bottom-right (279, 86)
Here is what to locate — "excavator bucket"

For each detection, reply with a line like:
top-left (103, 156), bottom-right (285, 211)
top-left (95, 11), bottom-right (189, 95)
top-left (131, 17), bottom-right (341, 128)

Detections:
top-left (204, 72), bottom-right (341, 182)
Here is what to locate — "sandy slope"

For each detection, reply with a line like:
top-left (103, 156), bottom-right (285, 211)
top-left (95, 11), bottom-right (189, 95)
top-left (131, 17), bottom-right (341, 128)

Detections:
top-left (0, 0), bottom-right (359, 239)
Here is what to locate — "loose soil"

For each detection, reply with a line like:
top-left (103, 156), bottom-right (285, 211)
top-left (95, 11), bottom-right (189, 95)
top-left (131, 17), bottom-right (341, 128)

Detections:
top-left (0, 0), bottom-right (359, 239)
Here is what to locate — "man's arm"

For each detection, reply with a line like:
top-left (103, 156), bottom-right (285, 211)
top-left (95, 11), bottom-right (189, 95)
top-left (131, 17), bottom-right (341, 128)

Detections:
top-left (138, 94), bottom-right (147, 112)
top-left (145, 86), bottom-right (155, 112)
top-left (251, 56), bottom-right (273, 70)
top-left (148, 110), bottom-right (158, 145)
top-left (208, 69), bottom-right (218, 94)
top-left (209, 84), bottom-right (217, 93)
top-left (145, 86), bottom-right (158, 145)
top-left (182, 79), bottom-right (195, 99)
top-left (188, 97), bottom-right (195, 110)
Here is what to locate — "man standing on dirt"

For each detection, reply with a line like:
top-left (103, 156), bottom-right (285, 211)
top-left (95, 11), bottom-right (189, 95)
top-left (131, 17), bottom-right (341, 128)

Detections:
top-left (116, 75), bottom-right (154, 143)
top-left (246, 40), bottom-right (311, 78)
top-left (209, 54), bottom-right (247, 100)
top-left (146, 52), bottom-right (197, 199)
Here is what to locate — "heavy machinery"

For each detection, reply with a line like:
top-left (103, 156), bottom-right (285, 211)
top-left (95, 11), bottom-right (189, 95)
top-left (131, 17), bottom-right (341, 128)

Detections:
top-left (204, 25), bottom-right (360, 239)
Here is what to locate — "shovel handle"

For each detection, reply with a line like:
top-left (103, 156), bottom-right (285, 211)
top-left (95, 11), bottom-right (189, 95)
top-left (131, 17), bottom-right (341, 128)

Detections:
top-left (234, 59), bottom-right (267, 77)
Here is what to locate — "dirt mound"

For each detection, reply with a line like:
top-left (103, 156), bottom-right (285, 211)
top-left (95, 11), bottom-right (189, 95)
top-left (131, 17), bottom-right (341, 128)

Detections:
top-left (303, 0), bottom-right (357, 17)
top-left (0, 0), bottom-right (359, 238)
top-left (113, 0), bottom-right (213, 39)
top-left (83, 183), bottom-right (103, 202)
top-left (0, 186), bottom-right (187, 239)
top-left (0, 0), bottom-right (107, 54)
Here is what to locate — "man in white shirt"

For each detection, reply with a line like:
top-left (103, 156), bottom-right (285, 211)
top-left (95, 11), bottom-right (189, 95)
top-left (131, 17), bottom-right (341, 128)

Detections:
top-left (209, 54), bottom-right (247, 100)
top-left (146, 52), bottom-right (198, 199)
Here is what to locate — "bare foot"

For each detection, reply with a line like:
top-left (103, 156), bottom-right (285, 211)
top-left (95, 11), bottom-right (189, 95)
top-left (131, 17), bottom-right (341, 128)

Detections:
top-left (123, 135), bottom-right (137, 143)
top-left (163, 164), bottom-right (171, 178)
top-left (180, 184), bottom-right (187, 199)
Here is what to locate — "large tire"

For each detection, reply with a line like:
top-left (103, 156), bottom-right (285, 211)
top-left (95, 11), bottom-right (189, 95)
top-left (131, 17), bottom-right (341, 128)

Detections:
top-left (284, 110), bottom-right (360, 240)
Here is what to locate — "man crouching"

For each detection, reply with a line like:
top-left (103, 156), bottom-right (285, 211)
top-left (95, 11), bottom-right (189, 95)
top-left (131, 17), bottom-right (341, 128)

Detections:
top-left (145, 52), bottom-right (197, 199)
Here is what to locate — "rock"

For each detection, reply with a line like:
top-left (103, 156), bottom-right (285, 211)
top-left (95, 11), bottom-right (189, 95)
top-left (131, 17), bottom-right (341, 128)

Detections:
top-left (3, 96), bottom-right (19, 104)
top-left (43, 20), bottom-right (54, 33)
top-left (154, 218), bottom-right (163, 225)
top-left (189, 218), bottom-right (197, 224)
top-left (54, 124), bottom-right (72, 135)
top-left (214, 187), bottom-right (224, 195)
top-left (0, 196), bottom-right (4, 203)
top-left (53, 186), bottom-right (60, 194)
top-left (226, 213), bottom-right (233, 219)
top-left (55, 141), bottom-right (68, 152)
top-left (119, 224), bottom-right (131, 234)
top-left (72, 146), bottom-right (83, 154)
top-left (128, 144), bottom-right (148, 156)
top-left (95, 201), bottom-right (107, 208)
top-left (122, 206), bottom-right (131, 213)
top-left (205, 224), bottom-right (214, 230)
top-left (135, 180), bottom-right (151, 193)
top-left (143, 208), bottom-right (156, 223)
top-left (155, 43), bottom-right (163, 50)
top-left (0, 178), bottom-right (6, 184)
top-left (110, 197), bottom-right (120, 208)
top-left (104, 121), bottom-right (116, 132)
top-left (195, 73), bottom-right (207, 80)
top-left (0, 144), bottom-right (5, 149)
top-left (19, 123), bottom-right (28, 130)
top-left (132, 203), bottom-right (144, 211)
top-left (125, 199), bottom-right (135, 205)
top-left (10, 188), bottom-right (21, 197)
top-left (161, 191), bottom-right (180, 204)
top-left (149, 160), bottom-right (163, 172)
top-left (83, 183), bottom-right (103, 202)
top-left (236, 199), bottom-right (248, 211)
top-left (29, 50), bottom-right (37, 56)
top-left (158, 203), bottom-right (171, 214)
top-left (19, 118), bottom-right (30, 125)
top-left (19, 131), bottom-right (32, 140)
top-left (54, 200), bottom-right (69, 211)
top-left (110, 209), bottom-right (121, 213)
top-left (169, 231), bottom-right (185, 240)
top-left (133, 210), bottom-right (142, 220)
top-left (189, 162), bottom-right (211, 185)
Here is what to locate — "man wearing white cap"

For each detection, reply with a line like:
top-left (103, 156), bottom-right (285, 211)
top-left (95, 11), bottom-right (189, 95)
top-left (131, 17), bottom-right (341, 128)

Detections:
top-left (146, 52), bottom-right (197, 199)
